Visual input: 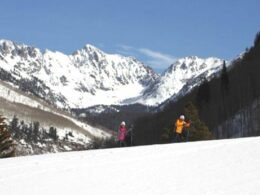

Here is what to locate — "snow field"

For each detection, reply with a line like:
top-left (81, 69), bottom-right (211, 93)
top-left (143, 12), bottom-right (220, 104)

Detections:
top-left (1, 137), bottom-right (260, 195)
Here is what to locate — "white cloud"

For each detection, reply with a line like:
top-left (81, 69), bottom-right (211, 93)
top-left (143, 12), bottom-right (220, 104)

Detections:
top-left (117, 45), bottom-right (176, 69)
top-left (138, 48), bottom-right (176, 68)
top-left (117, 44), bottom-right (134, 51)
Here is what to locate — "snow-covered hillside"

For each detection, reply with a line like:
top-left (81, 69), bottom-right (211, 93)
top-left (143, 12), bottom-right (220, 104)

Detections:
top-left (1, 137), bottom-right (260, 195)
top-left (0, 80), bottom-right (111, 155)
top-left (0, 80), bottom-right (109, 137)
top-left (136, 56), bottom-right (224, 105)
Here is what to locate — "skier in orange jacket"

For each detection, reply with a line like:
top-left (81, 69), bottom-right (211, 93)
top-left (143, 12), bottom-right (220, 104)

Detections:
top-left (173, 115), bottom-right (190, 143)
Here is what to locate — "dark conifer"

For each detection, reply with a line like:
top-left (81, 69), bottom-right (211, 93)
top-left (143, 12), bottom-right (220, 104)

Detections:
top-left (221, 60), bottom-right (229, 92)
top-left (196, 78), bottom-right (211, 108)
top-left (0, 115), bottom-right (15, 158)
top-left (184, 102), bottom-right (213, 141)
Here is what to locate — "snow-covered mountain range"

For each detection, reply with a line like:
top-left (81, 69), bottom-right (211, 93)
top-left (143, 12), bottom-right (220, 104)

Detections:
top-left (129, 56), bottom-right (224, 105)
top-left (0, 40), bottom-right (158, 108)
top-left (0, 39), bottom-right (225, 109)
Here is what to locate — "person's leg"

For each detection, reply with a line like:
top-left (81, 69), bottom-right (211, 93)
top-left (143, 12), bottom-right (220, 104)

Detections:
top-left (182, 130), bottom-right (186, 142)
top-left (119, 140), bottom-right (126, 147)
top-left (185, 130), bottom-right (189, 142)
top-left (174, 133), bottom-right (181, 143)
top-left (172, 132), bottom-right (177, 143)
top-left (177, 134), bottom-right (181, 142)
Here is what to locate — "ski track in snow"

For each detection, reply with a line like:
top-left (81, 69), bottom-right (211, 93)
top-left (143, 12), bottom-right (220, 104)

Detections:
top-left (1, 137), bottom-right (260, 195)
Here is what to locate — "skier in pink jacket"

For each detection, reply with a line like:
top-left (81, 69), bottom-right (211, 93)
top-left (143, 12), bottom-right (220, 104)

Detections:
top-left (118, 121), bottom-right (127, 147)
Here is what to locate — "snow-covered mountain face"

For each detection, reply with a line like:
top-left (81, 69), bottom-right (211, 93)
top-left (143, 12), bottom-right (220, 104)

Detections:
top-left (0, 40), bottom-right (158, 108)
top-left (0, 39), bottom-right (225, 110)
top-left (135, 56), bottom-right (224, 105)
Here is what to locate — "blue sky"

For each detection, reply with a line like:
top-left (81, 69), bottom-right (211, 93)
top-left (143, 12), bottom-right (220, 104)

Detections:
top-left (0, 0), bottom-right (259, 72)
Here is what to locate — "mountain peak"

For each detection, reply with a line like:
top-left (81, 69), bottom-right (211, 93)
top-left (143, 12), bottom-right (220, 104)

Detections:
top-left (0, 39), bottom-right (14, 44)
top-left (184, 56), bottom-right (199, 60)
top-left (83, 44), bottom-right (103, 53)
top-left (71, 43), bottom-right (105, 57)
top-left (84, 43), bottom-right (98, 50)
top-left (0, 39), bottom-right (16, 50)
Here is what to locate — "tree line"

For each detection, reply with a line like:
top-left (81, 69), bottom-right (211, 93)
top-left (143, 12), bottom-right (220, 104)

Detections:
top-left (9, 116), bottom-right (60, 142)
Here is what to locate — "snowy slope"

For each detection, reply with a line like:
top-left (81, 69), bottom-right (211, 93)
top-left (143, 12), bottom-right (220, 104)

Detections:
top-left (1, 137), bottom-right (260, 195)
top-left (0, 40), bottom-right (158, 108)
top-left (0, 79), bottom-right (112, 155)
top-left (135, 56), bottom-right (224, 105)
top-left (0, 80), bottom-right (109, 138)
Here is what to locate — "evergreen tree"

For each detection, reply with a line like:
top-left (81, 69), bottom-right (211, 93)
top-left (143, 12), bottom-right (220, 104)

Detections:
top-left (0, 115), bottom-right (15, 158)
top-left (196, 78), bottom-right (211, 108)
top-left (184, 102), bottom-right (213, 141)
top-left (27, 123), bottom-right (33, 141)
top-left (33, 121), bottom-right (40, 141)
top-left (10, 115), bottom-right (19, 131)
top-left (221, 60), bottom-right (229, 92)
top-left (254, 31), bottom-right (260, 47)
top-left (10, 115), bottom-right (19, 139)
top-left (49, 127), bottom-right (58, 141)
top-left (160, 127), bottom-right (173, 143)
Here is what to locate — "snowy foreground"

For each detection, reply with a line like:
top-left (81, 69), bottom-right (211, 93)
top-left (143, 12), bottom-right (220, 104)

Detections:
top-left (1, 137), bottom-right (260, 195)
